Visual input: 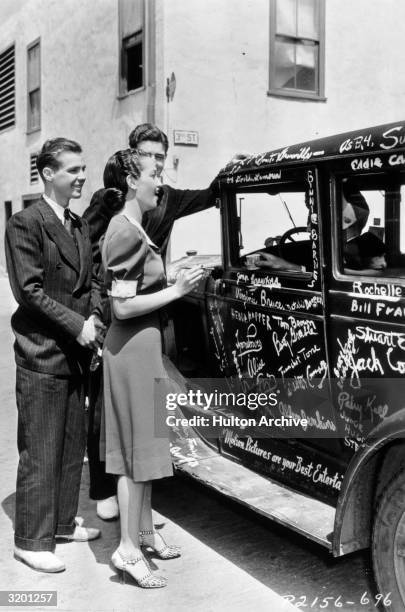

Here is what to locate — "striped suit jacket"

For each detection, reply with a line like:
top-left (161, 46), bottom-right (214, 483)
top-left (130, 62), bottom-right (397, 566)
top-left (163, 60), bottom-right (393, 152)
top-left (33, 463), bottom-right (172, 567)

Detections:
top-left (5, 197), bottom-right (101, 375)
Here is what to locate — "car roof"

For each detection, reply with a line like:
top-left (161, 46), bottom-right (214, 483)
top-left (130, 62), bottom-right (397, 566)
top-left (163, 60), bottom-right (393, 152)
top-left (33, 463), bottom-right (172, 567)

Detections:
top-left (219, 120), bottom-right (405, 181)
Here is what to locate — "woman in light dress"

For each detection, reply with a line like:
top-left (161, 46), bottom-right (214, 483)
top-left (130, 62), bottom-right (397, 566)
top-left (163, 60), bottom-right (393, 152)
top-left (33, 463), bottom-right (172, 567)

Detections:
top-left (100, 149), bottom-right (203, 588)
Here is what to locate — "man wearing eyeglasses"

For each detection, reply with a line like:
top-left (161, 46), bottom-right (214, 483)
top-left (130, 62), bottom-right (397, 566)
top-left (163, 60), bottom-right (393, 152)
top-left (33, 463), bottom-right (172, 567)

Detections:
top-left (83, 123), bottom-right (237, 521)
top-left (129, 123), bottom-right (221, 257)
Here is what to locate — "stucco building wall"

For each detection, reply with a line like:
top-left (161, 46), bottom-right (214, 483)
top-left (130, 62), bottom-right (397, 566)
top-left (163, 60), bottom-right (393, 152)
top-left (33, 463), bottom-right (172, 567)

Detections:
top-left (0, 0), bottom-right (404, 263)
top-left (160, 0), bottom-right (405, 257)
top-left (0, 0), bottom-right (151, 267)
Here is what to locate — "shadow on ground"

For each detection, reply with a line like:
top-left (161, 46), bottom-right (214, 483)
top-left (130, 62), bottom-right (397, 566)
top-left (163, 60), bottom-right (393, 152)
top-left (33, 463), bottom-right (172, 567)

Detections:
top-left (150, 473), bottom-right (377, 602)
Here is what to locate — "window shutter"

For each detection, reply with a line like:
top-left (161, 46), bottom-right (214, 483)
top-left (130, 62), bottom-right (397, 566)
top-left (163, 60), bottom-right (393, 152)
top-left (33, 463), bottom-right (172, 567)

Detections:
top-left (0, 44), bottom-right (15, 132)
top-left (30, 153), bottom-right (39, 183)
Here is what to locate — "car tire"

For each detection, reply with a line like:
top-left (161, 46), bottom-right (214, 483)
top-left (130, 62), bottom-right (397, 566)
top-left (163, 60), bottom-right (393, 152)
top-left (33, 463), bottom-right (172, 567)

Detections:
top-left (373, 469), bottom-right (405, 612)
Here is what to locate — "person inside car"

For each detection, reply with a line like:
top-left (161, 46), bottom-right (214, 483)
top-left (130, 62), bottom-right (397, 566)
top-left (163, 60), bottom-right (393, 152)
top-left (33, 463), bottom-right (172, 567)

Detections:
top-left (256, 181), bottom-right (387, 274)
top-left (341, 181), bottom-right (387, 274)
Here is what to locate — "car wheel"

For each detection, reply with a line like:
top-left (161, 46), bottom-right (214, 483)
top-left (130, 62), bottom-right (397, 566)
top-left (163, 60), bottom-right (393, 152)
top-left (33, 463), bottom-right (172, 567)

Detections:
top-left (373, 470), bottom-right (405, 611)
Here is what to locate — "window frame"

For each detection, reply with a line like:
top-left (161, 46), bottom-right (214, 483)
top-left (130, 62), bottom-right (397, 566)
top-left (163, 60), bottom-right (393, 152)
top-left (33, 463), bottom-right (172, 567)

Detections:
top-left (332, 171), bottom-right (405, 281)
top-left (4, 201), bottom-right (12, 224)
top-left (26, 37), bottom-right (41, 134)
top-left (268, 0), bottom-right (326, 101)
top-left (118, 0), bottom-right (145, 97)
top-left (22, 193), bottom-right (41, 209)
top-left (226, 174), bottom-right (318, 281)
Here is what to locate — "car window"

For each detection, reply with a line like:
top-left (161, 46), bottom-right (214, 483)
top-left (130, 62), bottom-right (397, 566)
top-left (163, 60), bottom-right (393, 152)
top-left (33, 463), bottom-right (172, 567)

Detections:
top-left (337, 176), bottom-right (405, 277)
top-left (170, 206), bottom-right (221, 261)
top-left (235, 184), bottom-right (313, 273)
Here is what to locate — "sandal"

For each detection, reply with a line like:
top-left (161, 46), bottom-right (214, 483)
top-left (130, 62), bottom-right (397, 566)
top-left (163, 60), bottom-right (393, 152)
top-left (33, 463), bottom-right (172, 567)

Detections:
top-left (139, 529), bottom-right (181, 560)
top-left (111, 549), bottom-right (167, 588)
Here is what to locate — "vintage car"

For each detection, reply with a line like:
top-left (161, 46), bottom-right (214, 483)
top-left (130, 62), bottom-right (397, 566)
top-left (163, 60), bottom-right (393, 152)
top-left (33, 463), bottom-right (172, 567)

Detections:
top-left (165, 120), bottom-right (405, 611)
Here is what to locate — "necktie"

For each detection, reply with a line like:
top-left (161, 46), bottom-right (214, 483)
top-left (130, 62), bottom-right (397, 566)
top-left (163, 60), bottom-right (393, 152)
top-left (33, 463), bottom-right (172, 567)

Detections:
top-left (64, 207), bottom-right (75, 236)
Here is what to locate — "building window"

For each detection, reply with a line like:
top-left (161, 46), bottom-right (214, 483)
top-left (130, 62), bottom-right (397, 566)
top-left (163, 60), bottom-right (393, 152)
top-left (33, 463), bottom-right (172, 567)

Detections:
top-left (27, 39), bottom-right (41, 132)
top-left (4, 201), bottom-right (12, 223)
top-left (119, 0), bottom-right (145, 95)
top-left (0, 44), bottom-right (15, 133)
top-left (22, 193), bottom-right (41, 209)
top-left (30, 152), bottom-right (39, 183)
top-left (269, 0), bottom-right (325, 100)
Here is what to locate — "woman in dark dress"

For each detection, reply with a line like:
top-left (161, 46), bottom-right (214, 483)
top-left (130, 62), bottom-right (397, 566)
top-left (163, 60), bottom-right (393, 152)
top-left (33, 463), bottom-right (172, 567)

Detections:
top-left (101, 149), bottom-right (203, 588)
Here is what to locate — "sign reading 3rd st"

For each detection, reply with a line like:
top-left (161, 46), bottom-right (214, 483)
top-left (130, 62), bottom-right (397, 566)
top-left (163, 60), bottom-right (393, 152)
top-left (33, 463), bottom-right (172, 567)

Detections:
top-left (173, 130), bottom-right (199, 146)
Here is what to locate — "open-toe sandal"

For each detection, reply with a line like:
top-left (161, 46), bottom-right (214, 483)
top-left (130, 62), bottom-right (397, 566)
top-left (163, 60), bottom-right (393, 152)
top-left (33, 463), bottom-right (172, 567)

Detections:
top-left (139, 529), bottom-right (181, 560)
top-left (111, 549), bottom-right (167, 588)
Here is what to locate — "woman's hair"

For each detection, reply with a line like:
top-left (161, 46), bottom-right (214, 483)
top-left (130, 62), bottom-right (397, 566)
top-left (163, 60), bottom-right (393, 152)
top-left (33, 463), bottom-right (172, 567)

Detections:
top-left (102, 149), bottom-right (142, 212)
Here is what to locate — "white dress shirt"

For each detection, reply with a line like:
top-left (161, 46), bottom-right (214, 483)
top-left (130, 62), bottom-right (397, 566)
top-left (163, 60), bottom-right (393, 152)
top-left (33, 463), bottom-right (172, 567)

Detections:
top-left (42, 194), bottom-right (66, 225)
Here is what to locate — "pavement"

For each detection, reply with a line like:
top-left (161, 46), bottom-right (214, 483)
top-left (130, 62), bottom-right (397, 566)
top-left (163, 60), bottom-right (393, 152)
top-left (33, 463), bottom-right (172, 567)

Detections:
top-left (0, 277), bottom-right (298, 612)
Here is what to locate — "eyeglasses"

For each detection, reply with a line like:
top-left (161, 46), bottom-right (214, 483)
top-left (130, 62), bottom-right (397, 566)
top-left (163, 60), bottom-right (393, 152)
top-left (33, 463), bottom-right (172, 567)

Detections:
top-left (136, 149), bottom-right (167, 163)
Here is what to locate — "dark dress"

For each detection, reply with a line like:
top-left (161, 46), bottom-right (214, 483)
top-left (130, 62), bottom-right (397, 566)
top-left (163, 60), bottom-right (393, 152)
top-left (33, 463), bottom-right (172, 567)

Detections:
top-left (100, 214), bottom-right (173, 481)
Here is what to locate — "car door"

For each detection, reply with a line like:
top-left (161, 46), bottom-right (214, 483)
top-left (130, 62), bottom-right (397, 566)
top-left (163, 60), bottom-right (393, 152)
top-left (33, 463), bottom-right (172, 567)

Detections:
top-left (326, 166), bottom-right (405, 459)
top-left (204, 167), bottom-right (345, 503)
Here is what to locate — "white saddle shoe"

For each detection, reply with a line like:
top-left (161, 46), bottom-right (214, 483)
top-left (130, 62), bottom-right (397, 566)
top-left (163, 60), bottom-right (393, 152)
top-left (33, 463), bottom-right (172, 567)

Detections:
top-left (97, 495), bottom-right (119, 520)
top-left (14, 548), bottom-right (65, 573)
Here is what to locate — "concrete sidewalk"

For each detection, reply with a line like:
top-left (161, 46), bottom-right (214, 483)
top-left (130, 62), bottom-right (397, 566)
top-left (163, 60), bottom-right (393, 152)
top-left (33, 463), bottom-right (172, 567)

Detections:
top-left (0, 277), bottom-right (297, 612)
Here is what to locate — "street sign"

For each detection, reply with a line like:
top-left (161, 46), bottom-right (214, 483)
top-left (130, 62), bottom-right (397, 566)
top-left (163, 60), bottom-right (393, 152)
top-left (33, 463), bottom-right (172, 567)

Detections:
top-left (173, 130), bottom-right (199, 146)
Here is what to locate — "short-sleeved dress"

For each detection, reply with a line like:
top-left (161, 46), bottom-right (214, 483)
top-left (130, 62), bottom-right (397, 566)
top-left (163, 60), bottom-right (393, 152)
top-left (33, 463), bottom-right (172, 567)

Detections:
top-left (100, 214), bottom-right (173, 482)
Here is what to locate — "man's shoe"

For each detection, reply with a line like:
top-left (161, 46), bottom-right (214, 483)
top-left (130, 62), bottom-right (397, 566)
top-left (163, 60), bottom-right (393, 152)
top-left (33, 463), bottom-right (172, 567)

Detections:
top-left (97, 495), bottom-right (119, 520)
top-left (57, 526), bottom-right (101, 542)
top-left (14, 548), bottom-right (65, 573)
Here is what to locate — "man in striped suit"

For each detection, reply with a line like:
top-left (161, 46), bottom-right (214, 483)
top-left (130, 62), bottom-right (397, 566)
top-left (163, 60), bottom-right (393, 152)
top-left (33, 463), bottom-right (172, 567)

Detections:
top-left (5, 138), bottom-right (103, 573)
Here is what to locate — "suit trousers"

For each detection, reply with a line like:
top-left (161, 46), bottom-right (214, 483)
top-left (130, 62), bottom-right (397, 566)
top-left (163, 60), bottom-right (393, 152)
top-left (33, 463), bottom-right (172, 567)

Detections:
top-left (86, 365), bottom-right (116, 500)
top-left (14, 366), bottom-right (86, 551)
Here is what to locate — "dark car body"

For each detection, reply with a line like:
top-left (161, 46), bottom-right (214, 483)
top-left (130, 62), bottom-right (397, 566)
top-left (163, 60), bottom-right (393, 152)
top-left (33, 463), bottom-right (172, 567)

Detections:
top-left (165, 121), bottom-right (405, 608)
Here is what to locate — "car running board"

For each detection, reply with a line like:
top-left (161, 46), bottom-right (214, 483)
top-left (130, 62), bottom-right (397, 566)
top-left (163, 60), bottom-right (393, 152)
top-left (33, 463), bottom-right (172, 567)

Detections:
top-left (170, 432), bottom-right (335, 551)
top-left (163, 355), bottom-right (335, 552)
